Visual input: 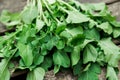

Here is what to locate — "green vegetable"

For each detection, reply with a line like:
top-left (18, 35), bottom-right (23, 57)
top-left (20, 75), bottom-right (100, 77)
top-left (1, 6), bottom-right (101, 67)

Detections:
top-left (78, 63), bottom-right (101, 80)
top-left (26, 67), bottom-right (45, 80)
top-left (0, 0), bottom-right (120, 80)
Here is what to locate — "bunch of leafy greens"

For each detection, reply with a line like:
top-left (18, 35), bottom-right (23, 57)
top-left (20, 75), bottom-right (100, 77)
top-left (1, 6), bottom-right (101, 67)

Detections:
top-left (0, 0), bottom-right (120, 80)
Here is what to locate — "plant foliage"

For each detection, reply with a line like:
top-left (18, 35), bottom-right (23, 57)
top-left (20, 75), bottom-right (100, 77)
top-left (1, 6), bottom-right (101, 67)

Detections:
top-left (0, 0), bottom-right (120, 80)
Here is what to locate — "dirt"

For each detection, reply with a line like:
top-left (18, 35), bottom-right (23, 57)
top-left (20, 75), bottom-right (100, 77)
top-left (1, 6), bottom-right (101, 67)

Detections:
top-left (0, 0), bottom-right (120, 80)
top-left (0, 0), bottom-right (26, 32)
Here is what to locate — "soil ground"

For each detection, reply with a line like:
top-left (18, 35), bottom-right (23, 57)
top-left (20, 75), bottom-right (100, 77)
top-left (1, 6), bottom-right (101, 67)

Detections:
top-left (0, 0), bottom-right (120, 80)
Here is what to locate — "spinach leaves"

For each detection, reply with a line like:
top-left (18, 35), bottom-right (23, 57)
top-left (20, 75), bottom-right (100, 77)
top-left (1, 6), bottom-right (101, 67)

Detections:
top-left (0, 0), bottom-right (120, 80)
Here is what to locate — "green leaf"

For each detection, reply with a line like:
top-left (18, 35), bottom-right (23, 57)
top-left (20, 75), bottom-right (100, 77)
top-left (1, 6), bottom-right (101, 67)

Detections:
top-left (0, 10), bottom-right (20, 28)
top-left (33, 54), bottom-right (44, 65)
top-left (106, 66), bottom-right (118, 80)
top-left (41, 56), bottom-right (52, 71)
top-left (98, 38), bottom-right (120, 67)
top-left (0, 10), bottom-right (10, 23)
top-left (56, 40), bottom-right (65, 49)
top-left (78, 63), bottom-right (101, 80)
top-left (62, 27), bottom-right (85, 46)
top-left (36, 18), bottom-right (45, 31)
top-left (53, 51), bottom-right (70, 68)
top-left (113, 28), bottom-right (120, 38)
top-left (111, 21), bottom-right (120, 27)
top-left (41, 44), bottom-right (47, 56)
top-left (17, 43), bottom-right (33, 66)
top-left (83, 44), bottom-right (98, 64)
top-left (21, 5), bottom-right (38, 24)
top-left (66, 11), bottom-right (89, 23)
top-left (73, 61), bottom-right (83, 75)
top-left (84, 28), bottom-right (100, 40)
top-left (89, 3), bottom-right (106, 11)
top-left (55, 23), bottom-right (66, 34)
top-left (80, 39), bottom-right (93, 49)
top-left (0, 59), bottom-right (10, 80)
top-left (71, 45), bottom-right (81, 66)
top-left (54, 65), bottom-right (60, 74)
top-left (68, 34), bottom-right (85, 46)
top-left (89, 20), bottom-right (97, 28)
top-left (66, 26), bottom-right (83, 36)
top-left (18, 25), bottom-right (36, 43)
top-left (97, 22), bottom-right (113, 34)
top-left (27, 67), bottom-right (45, 80)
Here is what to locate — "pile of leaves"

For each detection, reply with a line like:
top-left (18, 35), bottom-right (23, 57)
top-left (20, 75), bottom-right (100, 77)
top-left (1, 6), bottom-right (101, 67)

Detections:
top-left (0, 0), bottom-right (120, 80)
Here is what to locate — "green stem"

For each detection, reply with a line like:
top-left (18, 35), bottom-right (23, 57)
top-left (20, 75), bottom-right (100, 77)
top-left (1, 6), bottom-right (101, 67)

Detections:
top-left (37, 0), bottom-right (43, 18)
top-left (42, 0), bottom-right (61, 24)
top-left (57, 0), bottom-right (77, 11)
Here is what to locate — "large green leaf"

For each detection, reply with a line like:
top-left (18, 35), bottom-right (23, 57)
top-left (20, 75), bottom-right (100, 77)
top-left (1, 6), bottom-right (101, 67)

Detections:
top-left (66, 11), bottom-right (89, 23)
top-left (27, 67), bottom-right (45, 80)
top-left (98, 38), bottom-right (120, 67)
top-left (83, 44), bottom-right (98, 64)
top-left (53, 51), bottom-right (70, 68)
top-left (17, 43), bottom-right (33, 66)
